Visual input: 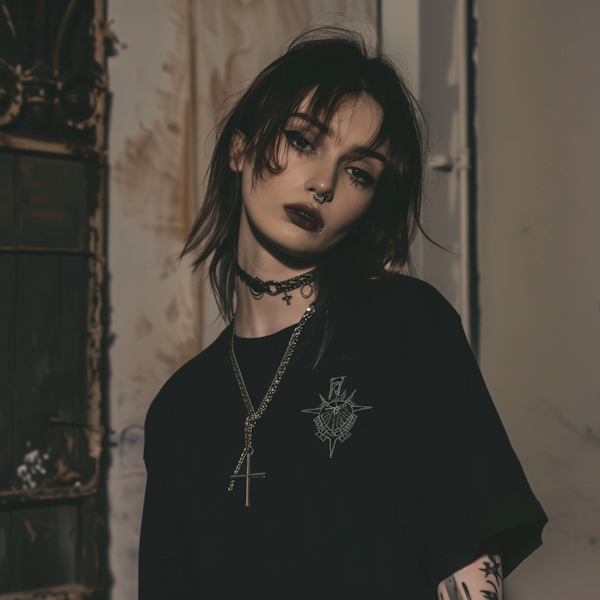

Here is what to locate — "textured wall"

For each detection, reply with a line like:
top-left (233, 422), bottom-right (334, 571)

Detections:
top-left (107, 1), bottom-right (201, 598)
top-left (106, 1), bottom-right (375, 598)
top-left (477, 1), bottom-right (600, 597)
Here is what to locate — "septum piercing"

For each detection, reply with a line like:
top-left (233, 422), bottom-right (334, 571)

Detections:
top-left (312, 190), bottom-right (329, 204)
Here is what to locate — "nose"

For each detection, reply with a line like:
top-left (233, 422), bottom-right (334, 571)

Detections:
top-left (306, 161), bottom-right (336, 204)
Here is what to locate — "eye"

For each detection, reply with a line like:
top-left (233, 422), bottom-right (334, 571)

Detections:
top-left (283, 130), bottom-right (315, 154)
top-left (346, 166), bottom-right (377, 189)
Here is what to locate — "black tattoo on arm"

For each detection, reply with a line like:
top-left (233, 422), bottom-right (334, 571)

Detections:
top-left (442, 555), bottom-right (502, 600)
top-left (462, 582), bottom-right (473, 600)
top-left (480, 555), bottom-right (502, 587)
top-left (479, 554), bottom-right (502, 600)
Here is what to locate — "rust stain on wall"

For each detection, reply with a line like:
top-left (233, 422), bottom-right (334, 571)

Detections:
top-left (156, 334), bottom-right (199, 374)
top-left (135, 314), bottom-right (153, 339)
top-left (165, 297), bottom-right (180, 322)
top-left (113, 0), bottom-right (196, 242)
top-left (196, 0), bottom-right (377, 130)
top-left (112, 0), bottom-right (202, 382)
top-left (130, 365), bottom-right (160, 397)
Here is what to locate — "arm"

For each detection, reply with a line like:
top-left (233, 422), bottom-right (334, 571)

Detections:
top-left (140, 398), bottom-right (192, 599)
top-left (437, 554), bottom-right (503, 600)
top-left (139, 468), bottom-right (178, 598)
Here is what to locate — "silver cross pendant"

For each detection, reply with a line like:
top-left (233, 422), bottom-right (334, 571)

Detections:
top-left (230, 452), bottom-right (266, 507)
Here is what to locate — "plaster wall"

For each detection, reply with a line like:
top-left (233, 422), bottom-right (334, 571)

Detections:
top-left (477, 1), bottom-right (600, 596)
top-left (419, 0), bottom-right (463, 314)
top-left (106, 2), bottom-right (201, 598)
top-left (380, 0), bottom-right (420, 92)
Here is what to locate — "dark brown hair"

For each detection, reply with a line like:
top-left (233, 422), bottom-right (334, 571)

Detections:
top-left (181, 27), bottom-right (428, 361)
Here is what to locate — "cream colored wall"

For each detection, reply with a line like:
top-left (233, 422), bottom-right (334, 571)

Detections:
top-left (107, 2), bottom-right (201, 599)
top-left (477, 1), bottom-right (600, 596)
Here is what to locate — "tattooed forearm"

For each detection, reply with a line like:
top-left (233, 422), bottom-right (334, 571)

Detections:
top-left (479, 554), bottom-right (502, 600)
top-left (480, 555), bottom-right (502, 588)
top-left (439, 554), bottom-right (502, 600)
top-left (462, 582), bottom-right (473, 600)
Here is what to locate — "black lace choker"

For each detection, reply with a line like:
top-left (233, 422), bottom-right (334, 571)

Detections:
top-left (235, 263), bottom-right (315, 305)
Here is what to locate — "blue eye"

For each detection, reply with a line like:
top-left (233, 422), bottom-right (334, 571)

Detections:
top-left (283, 130), bottom-right (314, 153)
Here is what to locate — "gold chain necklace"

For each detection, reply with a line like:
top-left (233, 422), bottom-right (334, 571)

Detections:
top-left (228, 303), bottom-right (315, 506)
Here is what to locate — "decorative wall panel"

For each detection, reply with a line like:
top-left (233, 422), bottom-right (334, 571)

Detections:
top-left (0, 0), bottom-right (108, 597)
top-left (0, 0), bottom-right (107, 154)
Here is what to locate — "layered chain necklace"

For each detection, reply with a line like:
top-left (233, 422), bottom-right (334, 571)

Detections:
top-left (228, 302), bottom-right (315, 506)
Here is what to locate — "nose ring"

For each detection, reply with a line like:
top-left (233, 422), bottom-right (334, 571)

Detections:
top-left (312, 190), bottom-right (329, 204)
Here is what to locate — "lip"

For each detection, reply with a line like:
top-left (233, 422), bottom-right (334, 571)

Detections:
top-left (283, 203), bottom-right (324, 232)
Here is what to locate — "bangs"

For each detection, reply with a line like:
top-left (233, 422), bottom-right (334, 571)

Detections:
top-left (233, 32), bottom-right (400, 185)
top-left (246, 86), bottom-right (390, 187)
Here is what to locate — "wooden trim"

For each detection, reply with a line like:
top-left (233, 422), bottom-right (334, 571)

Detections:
top-left (0, 133), bottom-right (105, 158)
top-left (0, 584), bottom-right (99, 600)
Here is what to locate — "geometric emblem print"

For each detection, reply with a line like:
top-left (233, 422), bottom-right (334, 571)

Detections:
top-left (301, 376), bottom-right (372, 457)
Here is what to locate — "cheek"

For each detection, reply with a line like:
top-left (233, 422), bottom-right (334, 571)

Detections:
top-left (240, 170), bottom-right (257, 207)
top-left (239, 174), bottom-right (270, 225)
top-left (240, 169), bottom-right (289, 210)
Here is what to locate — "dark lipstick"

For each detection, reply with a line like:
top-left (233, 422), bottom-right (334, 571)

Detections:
top-left (283, 203), bottom-right (324, 232)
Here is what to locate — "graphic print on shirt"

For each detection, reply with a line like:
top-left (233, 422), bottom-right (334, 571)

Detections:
top-left (302, 376), bottom-right (372, 457)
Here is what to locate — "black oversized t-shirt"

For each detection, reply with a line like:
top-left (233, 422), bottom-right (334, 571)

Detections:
top-left (139, 275), bottom-right (547, 599)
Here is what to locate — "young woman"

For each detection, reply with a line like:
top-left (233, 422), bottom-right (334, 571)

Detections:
top-left (139, 29), bottom-right (547, 600)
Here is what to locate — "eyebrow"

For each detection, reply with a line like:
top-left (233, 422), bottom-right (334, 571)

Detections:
top-left (290, 112), bottom-right (330, 135)
top-left (346, 146), bottom-right (387, 165)
top-left (290, 113), bottom-right (387, 165)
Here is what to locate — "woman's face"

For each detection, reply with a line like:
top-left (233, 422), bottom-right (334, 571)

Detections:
top-left (234, 94), bottom-right (386, 261)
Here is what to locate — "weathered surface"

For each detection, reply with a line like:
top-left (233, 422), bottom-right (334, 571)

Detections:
top-left (0, 1), bottom-right (108, 596)
top-left (0, 584), bottom-right (94, 600)
top-left (107, 2), bottom-right (200, 598)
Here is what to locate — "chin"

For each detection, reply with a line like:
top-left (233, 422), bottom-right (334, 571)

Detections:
top-left (249, 216), bottom-right (346, 262)
top-left (269, 237), bottom-right (326, 260)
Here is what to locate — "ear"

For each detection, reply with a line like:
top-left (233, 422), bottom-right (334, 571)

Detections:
top-left (228, 131), bottom-right (246, 172)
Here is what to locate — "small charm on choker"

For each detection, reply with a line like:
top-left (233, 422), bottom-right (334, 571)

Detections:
top-left (235, 263), bottom-right (315, 304)
top-left (300, 282), bottom-right (314, 298)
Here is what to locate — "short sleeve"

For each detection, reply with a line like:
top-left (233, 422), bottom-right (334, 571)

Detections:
top-left (396, 308), bottom-right (547, 589)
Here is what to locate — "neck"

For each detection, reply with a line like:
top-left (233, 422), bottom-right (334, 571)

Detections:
top-left (235, 213), bottom-right (315, 338)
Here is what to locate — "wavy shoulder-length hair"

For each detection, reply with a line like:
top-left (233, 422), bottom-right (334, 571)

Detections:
top-left (181, 27), bottom-right (428, 362)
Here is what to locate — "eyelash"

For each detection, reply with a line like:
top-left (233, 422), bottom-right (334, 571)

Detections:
top-left (283, 130), bottom-right (315, 155)
top-left (283, 130), bottom-right (377, 190)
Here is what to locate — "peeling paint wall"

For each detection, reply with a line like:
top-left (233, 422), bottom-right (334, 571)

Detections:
top-left (106, 1), bottom-right (375, 598)
top-left (107, 1), bottom-right (200, 599)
